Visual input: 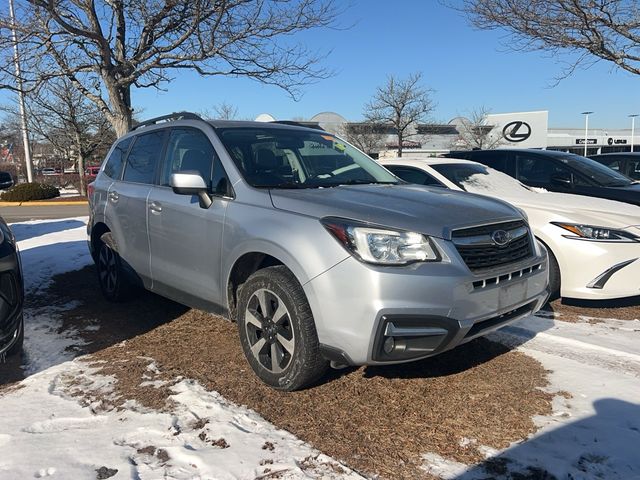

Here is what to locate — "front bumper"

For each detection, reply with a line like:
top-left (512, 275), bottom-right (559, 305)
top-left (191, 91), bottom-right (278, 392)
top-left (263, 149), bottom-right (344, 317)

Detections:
top-left (304, 239), bottom-right (549, 366)
top-left (554, 236), bottom-right (640, 300)
top-left (0, 245), bottom-right (24, 356)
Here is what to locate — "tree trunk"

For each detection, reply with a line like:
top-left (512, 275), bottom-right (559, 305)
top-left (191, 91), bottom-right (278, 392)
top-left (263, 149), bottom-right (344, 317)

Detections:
top-left (397, 131), bottom-right (403, 158)
top-left (104, 81), bottom-right (133, 137)
top-left (77, 151), bottom-right (87, 196)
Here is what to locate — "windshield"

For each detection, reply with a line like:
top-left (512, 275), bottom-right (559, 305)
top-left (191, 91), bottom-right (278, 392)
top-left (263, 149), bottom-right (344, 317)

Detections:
top-left (550, 152), bottom-right (632, 187)
top-left (217, 127), bottom-right (399, 188)
top-left (432, 163), bottom-right (533, 196)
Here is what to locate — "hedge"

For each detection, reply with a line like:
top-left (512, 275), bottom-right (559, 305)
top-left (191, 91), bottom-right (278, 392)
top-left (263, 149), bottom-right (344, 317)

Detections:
top-left (0, 182), bottom-right (60, 202)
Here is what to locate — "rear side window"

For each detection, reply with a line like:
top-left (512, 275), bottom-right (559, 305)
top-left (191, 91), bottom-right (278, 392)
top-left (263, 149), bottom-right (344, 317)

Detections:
top-left (123, 131), bottom-right (165, 184)
top-left (386, 166), bottom-right (444, 187)
top-left (103, 137), bottom-right (132, 179)
top-left (630, 159), bottom-right (640, 180)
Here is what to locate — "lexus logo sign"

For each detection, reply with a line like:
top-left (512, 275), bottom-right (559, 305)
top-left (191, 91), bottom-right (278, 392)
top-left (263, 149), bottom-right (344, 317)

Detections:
top-left (502, 121), bottom-right (532, 143)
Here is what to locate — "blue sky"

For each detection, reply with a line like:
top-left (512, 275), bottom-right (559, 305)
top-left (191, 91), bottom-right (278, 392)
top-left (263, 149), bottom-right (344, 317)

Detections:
top-left (5, 1), bottom-right (640, 129)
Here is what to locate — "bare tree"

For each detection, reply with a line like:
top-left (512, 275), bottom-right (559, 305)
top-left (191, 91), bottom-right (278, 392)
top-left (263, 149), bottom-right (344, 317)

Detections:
top-left (0, 1), bottom-right (339, 137)
top-left (453, 107), bottom-right (505, 150)
top-left (364, 72), bottom-right (435, 157)
top-left (339, 123), bottom-right (385, 156)
top-left (460, 0), bottom-right (640, 79)
top-left (215, 102), bottom-right (240, 120)
top-left (4, 79), bottom-right (114, 195)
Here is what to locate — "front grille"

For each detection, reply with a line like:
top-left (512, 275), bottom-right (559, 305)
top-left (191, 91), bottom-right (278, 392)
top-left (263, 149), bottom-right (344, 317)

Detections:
top-left (452, 221), bottom-right (533, 272)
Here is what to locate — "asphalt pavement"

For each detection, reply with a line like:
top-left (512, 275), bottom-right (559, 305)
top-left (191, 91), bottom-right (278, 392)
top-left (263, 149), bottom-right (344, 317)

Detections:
top-left (1, 204), bottom-right (89, 222)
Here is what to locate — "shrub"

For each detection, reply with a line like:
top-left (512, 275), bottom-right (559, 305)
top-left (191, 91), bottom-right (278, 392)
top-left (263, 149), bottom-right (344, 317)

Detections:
top-left (0, 182), bottom-right (60, 202)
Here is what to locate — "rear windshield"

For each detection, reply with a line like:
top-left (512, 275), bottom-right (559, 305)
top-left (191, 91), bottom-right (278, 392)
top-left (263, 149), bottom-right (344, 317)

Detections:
top-left (216, 127), bottom-right (398, 188)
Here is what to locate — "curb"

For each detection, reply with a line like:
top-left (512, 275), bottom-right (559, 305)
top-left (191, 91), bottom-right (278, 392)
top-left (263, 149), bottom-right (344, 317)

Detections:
top-left (0, 200), bottom-right (88, 207)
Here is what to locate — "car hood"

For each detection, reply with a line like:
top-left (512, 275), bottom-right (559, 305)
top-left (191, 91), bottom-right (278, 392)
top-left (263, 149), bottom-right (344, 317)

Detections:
top-left (269, 184), bottom-right (522, 239)
top-left (500, 190), bottom-right (640, 229)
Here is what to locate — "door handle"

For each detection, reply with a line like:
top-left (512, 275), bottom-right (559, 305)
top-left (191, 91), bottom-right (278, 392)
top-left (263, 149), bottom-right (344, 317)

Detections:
top-left (149, 201), bottom-right (162, 213)
top-left (108, 191), bottom-right (119, 202)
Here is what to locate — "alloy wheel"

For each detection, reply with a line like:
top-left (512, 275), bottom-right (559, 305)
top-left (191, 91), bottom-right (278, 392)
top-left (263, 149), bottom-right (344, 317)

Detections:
top-left (244, 288), bottom-right (295, 373)
top-left (98, 245), bottom-right (118, 294)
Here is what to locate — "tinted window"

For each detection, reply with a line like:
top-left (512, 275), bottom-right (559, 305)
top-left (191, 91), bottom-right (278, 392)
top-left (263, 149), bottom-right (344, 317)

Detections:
top-left (515, 153), bottom-right (590, 186)
top-left (386, 166), bottom-right (444, 186)
top-left (547, 152), bottom-right (631, 186)
top-left (103, 137), bottom-right (132, 179)
top-left (123, 131), bottom-right (165, 184)
top-left (630, 159), bottom-right (640, 180)
top-left (0, 172), bottom-right (12, 181)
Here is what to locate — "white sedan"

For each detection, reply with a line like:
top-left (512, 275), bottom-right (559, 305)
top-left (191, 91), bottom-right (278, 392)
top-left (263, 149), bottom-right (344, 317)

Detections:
top-left (381, 157), bottom-right (640, 300)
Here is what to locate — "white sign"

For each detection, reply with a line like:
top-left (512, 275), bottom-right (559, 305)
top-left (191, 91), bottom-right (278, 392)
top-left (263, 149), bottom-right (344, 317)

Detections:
top-left (486, 111), bottom-right (549, 149)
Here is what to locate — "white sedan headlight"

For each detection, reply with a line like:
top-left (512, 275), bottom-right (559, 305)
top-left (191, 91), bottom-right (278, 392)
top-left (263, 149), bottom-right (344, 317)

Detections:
top-left (322, 218), bottom-right (440, 265)
top-left (552, 222), bottom-right (640, 242)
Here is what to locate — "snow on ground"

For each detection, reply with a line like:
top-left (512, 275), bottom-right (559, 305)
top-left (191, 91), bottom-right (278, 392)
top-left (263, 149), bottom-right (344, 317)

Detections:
top-left (1, 360), bottom-right (361, 479)
top-left (422, 315), bottom-right (640, 480)
top-left (1, 218), bottom-right (363, 479)
top-left (11, 218), bottom-right (91, 374)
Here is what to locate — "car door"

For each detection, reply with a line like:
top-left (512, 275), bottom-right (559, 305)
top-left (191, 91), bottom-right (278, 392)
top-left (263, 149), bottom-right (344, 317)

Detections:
top-left (106, 129), bottom-right (166, 287)
top-left (147, 126), bottom-right (231, 308)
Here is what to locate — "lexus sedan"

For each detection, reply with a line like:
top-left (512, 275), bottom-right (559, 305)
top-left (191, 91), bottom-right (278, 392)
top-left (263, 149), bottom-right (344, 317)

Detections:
top-left (382, 157), bottom-right (640, 301)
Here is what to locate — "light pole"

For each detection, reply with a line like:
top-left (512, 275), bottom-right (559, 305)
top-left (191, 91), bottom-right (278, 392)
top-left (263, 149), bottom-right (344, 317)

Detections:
top-left (8, 0), bottom-right (34, 182)
top-left (630, 114), bottom-right (638, 153)
top-left (581, 111), bottom-right (593, 156)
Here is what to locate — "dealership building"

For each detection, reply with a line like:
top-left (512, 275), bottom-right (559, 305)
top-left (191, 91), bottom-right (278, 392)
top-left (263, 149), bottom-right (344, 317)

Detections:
top-left (257, 110), bottom-right (639, 157)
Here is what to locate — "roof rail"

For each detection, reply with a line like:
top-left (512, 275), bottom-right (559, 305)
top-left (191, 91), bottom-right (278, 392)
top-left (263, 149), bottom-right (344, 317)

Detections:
top-left (131, 111), bottom-right (203, 131)
top-left (270, 120), bottom-right (325, 131)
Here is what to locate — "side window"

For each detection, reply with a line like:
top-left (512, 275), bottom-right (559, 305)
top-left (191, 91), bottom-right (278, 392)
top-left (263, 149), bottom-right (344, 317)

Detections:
top-left (103, 137), bottom-right (132, 180)
top-left (516, 154), bottom-right (568, 184)
top-left (123, 130), bottom-right (165, 184)
top-left (386, 166), bottom-right (445, 187)
top-left (629, 160), bottom-right (640, 180)
top-left (161, 128), bottom-right (231, 196)
top-left (600, 158), bottom-right (622, 172)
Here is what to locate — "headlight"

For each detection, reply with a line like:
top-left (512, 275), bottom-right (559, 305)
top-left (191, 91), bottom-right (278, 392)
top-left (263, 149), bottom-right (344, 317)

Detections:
top-left (322, 217), bottom-right (440, 265)
top-left (552, 222), bottom-right (639, 242)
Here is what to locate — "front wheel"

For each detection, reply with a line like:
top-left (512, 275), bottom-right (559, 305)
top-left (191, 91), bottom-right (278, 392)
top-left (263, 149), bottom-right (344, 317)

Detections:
top-left (236, 266), bottom-right (328, 391)
top-left (6, 315), bottom-right (24, 357)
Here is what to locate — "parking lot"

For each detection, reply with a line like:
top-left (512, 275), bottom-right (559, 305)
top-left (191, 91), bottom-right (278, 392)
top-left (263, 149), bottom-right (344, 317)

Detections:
top-left (1, 216), bottom-right (639, 479)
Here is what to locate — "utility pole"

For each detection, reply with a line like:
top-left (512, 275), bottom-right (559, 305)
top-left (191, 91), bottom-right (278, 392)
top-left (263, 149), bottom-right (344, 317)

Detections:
top-left (9, 0), bottom-right (34, 182)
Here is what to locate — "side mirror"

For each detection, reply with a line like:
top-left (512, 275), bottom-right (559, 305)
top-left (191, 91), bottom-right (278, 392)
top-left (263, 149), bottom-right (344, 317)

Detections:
top-left (550, 173), bottom-right (573, 188)
top-left (170, 172), bottom-right (212, 209)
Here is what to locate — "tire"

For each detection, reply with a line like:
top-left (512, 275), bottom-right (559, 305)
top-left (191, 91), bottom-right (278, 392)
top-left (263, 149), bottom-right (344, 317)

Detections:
top-left (547, 248), bottom-right (561, 301)
top-left (96, 234), bottom-right (136, 302)
top-left (7, 315), bottom-right (24, 357)
top-left (236, 266), bottom-right (328, 391)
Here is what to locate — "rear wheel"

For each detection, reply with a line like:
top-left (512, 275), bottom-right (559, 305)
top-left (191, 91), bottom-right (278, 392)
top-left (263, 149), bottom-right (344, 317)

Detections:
top-left (96, 234), bottom-right (136, 302)
top-left (237, 266), bottom-right (328, 391)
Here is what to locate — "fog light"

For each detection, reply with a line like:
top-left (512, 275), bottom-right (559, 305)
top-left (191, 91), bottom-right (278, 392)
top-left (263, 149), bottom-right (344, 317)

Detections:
top-left (383, 336), bottom-right (395, 354)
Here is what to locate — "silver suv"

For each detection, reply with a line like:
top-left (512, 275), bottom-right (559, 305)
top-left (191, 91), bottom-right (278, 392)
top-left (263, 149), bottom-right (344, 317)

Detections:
top-left (88, 112), bottom-right (549, 390)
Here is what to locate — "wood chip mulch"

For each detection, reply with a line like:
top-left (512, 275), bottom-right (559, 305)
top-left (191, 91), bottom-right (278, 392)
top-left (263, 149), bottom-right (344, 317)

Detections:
top-left (45, 266), bottom-right (555, 479)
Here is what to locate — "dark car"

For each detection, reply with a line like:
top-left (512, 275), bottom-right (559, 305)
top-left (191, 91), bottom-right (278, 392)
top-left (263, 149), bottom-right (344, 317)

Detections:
top-left (447, 149), bottom-right (640, 207)
top-left (0, 171), bottom-right (14, 190)
top-left (0, 216), bottom-right (24, 360)
top-left (589, 153), bottom-right (640, 181)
